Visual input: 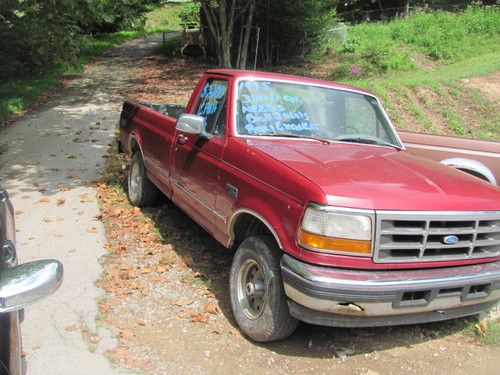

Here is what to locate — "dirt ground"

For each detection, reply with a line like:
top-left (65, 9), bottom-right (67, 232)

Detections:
top-left (95, 54), bottom-right (500, 374)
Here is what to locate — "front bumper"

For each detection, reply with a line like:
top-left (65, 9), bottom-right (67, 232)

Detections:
top-left (281, 254), bottom-right (500, 327)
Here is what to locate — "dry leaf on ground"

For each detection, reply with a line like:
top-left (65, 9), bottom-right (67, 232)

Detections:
top-left (191, 314), bottom-right (209, 323)
top-left (204, 304), bottom-right (219, 315)
top-left (80, 193), bottom-right (94, 203)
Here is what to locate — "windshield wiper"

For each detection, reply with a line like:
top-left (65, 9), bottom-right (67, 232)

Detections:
top-left (335, 137), bottom-right (402, 150)
top-left (258, 132), bottom-right (330, 145)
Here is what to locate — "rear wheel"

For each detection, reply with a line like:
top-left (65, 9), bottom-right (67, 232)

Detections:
top-left (127, 152), bottom-right (159, 207)
top-left (229, 236), bottom-right (298, 342)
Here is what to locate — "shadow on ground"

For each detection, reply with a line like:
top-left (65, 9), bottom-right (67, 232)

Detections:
top-left (138, 195), bottom-right (477, 359)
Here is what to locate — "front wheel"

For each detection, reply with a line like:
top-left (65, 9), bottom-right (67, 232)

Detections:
top-left (127, 152), bottom-right (159, 207)
top-left (229, 236), bottom-right (298, 342)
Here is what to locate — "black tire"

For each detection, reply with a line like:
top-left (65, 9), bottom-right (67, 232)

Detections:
top-left (127, 152), bottom-right (159, 207)
top-left (229, 236), bottom-right (298, 342)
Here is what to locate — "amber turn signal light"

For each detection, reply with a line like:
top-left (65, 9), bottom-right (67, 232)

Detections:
top-left (299, 229), bottom-right (372, 254)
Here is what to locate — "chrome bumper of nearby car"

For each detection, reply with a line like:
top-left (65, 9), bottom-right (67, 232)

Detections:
top-left (281, 254), bottom-right (500, 327)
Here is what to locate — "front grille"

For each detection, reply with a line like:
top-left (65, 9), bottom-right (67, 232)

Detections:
top-left (374, 211), bottom-right (500, 263)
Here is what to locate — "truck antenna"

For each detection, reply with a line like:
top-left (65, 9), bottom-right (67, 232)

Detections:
top-left (253, 26), bottom-right (260, 71)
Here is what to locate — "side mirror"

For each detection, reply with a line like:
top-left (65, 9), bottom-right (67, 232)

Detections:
top-left (176, 114), bottom-right (213, 140)
top-left (176, 114), bottom-right (205, 135)
top-left (0, 260), bottom-right (63, 313)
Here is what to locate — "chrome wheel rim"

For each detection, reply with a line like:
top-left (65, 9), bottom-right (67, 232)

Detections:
top-left (129, 162), bottom-right (141, 198)
top-left (237, 259), bottom-right (266, 320)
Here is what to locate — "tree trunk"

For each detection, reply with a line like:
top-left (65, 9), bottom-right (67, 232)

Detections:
top-left (200, 0), bottom-right (251, 68)
top-left (238, 0), bottom-right (256, 69)
top-left (404, 0), bottom-right (410, 18)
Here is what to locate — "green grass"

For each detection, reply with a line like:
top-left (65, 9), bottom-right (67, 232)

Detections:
top-left (326, 7), bottom-right (500, 81)
top-left (483, 322), bottom-right (500, 346)
top-left (0, 70), bottom-right (61, 123)
top-left (328, 37), bottom-right (500, 140)
top-left (145, 2), bottom-right (196, 33)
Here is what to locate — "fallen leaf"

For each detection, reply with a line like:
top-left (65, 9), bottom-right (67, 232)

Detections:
top-left (129, 282), bottom-right (141, 290)
top-left (65, 324), bottom-right (78, 332)
top-left (56, 198), bottom-right (65, 206)
top-left (118, 330), bottom-right (135, 339)
top-left (113, 347), bottom-right (130, 360)
top-left (475, 320), bottom-right (489, 335)
top-left (87, 227), bottom-right (98, 233)
top-left (148, 275), bottom-right (168, 283)
top-left (172, 299), bottom-right (194, 307)
top-left (190, 314), bottom-right (209, 323)
top-left (37, 198), bottom-right (50, 204)
top-left (156, 264), bottom-right (169, 273)
top-left (79, 193), bottom-right (94, 203)
top-left (204, 304), bottom-right (219, 315)
top-left (43, 217), bottom-right (52, 223)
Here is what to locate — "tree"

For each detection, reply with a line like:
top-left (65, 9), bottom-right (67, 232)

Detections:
top-left (200, 0), bottom-right (335, 68)
top-left (199, 0), bottom-right (256, 68)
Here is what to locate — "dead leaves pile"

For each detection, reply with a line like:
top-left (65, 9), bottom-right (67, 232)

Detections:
top-left (94, 156), bottom-right (225, 354)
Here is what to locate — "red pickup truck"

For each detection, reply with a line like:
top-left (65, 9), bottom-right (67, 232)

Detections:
top-left (119, 70), bottom-right (500, 342)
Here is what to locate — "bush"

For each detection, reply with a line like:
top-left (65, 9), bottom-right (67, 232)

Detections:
top-left (0, 0), bottom-right (147, 81)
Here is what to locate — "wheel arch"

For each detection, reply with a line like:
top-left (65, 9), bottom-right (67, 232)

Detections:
top-left (440, 157), bottom-right (497, 185)
top-left (128, 133), bottom-right (144, 157)
top-left (228, 209), bottom-right (283, 250)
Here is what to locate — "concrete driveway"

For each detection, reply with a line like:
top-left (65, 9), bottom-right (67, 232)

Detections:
top-left (0, 34), bottom-right (173, 375)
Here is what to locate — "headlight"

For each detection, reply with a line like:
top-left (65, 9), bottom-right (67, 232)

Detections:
top-left (299, 204), bottom-right (373, 256)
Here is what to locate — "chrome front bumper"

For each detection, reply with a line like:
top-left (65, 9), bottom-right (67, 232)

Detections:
top-left (281, 254), bottom-right (500, 327)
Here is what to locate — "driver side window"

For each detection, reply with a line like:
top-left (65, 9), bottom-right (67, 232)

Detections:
top-left (195, 79), bottom-right (228, 137)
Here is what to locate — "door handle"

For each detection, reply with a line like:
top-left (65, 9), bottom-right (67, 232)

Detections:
top-left (177, 134), bottom-right (188, 145)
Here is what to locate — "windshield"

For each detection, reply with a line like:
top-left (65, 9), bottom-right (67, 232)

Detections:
top-left (236, 80), bottom-right (401, 148)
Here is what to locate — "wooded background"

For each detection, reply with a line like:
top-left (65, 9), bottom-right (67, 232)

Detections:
top-left (0, 1), bottom-right (496, 80)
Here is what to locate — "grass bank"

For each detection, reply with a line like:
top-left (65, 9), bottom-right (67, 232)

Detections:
top-left (296, 7), bottom-right (500, 140)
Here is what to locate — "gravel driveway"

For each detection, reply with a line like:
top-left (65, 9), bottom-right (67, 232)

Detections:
top-left (0, 34), bottom-right (175, 375)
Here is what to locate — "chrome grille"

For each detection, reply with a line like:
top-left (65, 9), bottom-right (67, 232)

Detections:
top-left (374, 211), bottom-right (500, 263)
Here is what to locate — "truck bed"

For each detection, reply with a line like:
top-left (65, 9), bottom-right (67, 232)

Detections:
top-left (136, 101), bottom-right (186, 119)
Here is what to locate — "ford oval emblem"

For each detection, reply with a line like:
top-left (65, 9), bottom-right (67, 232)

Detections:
top-left (443, 235), bottom-right (459, 245)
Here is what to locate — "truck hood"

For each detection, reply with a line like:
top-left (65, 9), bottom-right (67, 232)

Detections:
top-left (247, 139), bottom-right (500, 211)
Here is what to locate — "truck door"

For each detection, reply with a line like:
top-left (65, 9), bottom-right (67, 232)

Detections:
top-left (171, 78), bottom-right (228, 233)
